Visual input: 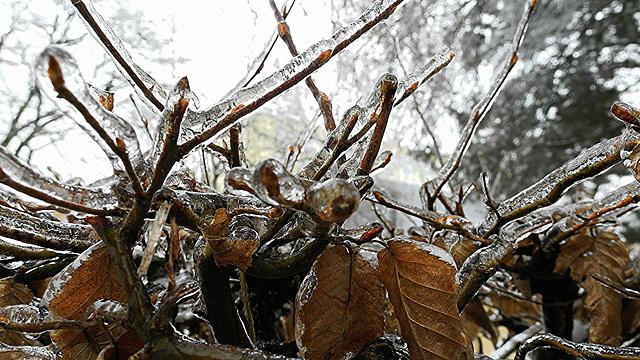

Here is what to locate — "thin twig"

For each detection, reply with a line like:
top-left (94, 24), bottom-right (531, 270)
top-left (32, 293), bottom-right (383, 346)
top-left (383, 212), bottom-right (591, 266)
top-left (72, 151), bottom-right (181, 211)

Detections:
top-left (0, 166), bottom-right (121, 216)
top-left (47, 55), bottom-right (146, 199)
top-left (72, 0), bottom-right (165, 111)
top-left (269, 0), bottom-right (336, 130)
top-left (426, 0), bottom-right (537, 209)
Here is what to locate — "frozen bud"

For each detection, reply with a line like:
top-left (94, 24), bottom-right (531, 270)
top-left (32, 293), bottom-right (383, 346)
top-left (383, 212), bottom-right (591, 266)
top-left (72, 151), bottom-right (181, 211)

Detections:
top-left (253, 158), bottom-right (307, 207)
top-left (226, 167), bottom-right (257, 195)
top-left (307, 178), bottom-right (360, 223)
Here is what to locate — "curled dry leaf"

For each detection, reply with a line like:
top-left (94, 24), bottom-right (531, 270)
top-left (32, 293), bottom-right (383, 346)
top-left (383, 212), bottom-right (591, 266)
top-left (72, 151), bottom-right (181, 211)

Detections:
top-left (295, 245), bottom-right (385, 360)
top-left (202, 208), bottom-right (260, 271)
top-left (553, 230), bottom-right (628, 345)
top-left (377, 238), bottom-right (473, 360)
top-left (41, 242), bottom-right (129, 359)
top-left (0, 277), bottom-right (33, 307)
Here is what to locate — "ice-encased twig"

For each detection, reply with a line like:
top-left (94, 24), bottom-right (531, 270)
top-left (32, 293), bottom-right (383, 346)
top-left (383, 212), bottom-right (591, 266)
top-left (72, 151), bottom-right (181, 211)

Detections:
top-left (424, 0), bottom-right (537, 209)
top-left (34, 46), bottom-right (146, 175)
top-left (480, 134), bottom-right (632, 235)
top-left (178, 0), bottom-right (407, 155)
top-left (70, 0), bottom-right (166, 112)
top-left (0, 145), bottom-right (120, 213)
top-left (394, 48), bottom-right (454, 106)
top-left (0, 203), bottom-right (99, 252)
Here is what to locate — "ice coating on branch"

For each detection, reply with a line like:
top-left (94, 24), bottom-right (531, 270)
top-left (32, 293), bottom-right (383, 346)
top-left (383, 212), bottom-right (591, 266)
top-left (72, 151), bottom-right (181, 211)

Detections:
top-left (226, 158), bottom-right (360, 224)
top-left (34, 46), bottom-right (145, 173)
top-left (0, 146), bottom-right (119, 211)
top-left (395, 48), bottom-right (454, 105)
top-left (0, 203), bottom-right (99, 252)
top-left (69, 0), bottom-right (166, 111)
top-left (181, 0), bottom-right (406, 142)
top-left (337, 74), bottom-right (397, 178)
top-left (498, 182), bottom-right (640, 245)
top-left (149, 77), bottom-right (193, 168)
top-left (478, 136), bottom-right (623, 232)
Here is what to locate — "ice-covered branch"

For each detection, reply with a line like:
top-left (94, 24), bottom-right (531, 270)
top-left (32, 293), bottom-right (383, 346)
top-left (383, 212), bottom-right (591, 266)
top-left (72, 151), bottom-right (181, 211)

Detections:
top-left (34, 46), bottom-right (146, 196)
top-left (0, 204), bottom-right (98, 252)
top-left (0, 146), bottom-right (119, 213)
top-left (70, 0), bottom-right (166, 112)
top-left (480, 134), bottom-right (633, 236)
top-left (178, 0), bottom-right (407, 155)
top-left (394, 48), bottom-right (454, 106)
top-left (424, 0), bottom-right (537, 209)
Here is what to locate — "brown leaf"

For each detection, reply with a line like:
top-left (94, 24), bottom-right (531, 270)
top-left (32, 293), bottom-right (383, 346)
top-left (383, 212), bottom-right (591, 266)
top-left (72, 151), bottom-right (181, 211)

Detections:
top-left (461, 297), bottom-right (498, 346)
top-left (377, 238), bottom-right (473, 360)
top-left (96, 327), bottom-right (144, 360)
top-left (553, 230), bottom-right (628, 345)
top-left (489, 291), bottom-right (541, 321)
top-left (42, 242), bottom-right (127, 359)
top-left (43, 242), bottom-right (125, 320)
top-left (295, 245), bottom-right (385, 360)
top-left (202, 209), bottom-right (259, 271)
top-left (0, 277), bottom-right (33, 307)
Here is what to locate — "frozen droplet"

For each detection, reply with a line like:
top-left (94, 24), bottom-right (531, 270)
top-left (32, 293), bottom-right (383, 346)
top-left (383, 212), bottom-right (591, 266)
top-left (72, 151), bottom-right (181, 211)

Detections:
top-left (307, 178), bottom-right (360, 223)
top-left (253, 159), bottom-right (309, 207)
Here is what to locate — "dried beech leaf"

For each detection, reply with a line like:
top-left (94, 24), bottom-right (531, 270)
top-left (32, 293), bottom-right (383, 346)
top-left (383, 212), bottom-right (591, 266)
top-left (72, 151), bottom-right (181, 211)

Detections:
top-left (377, 238), bottom-right (473, 360)
top-left (202, 209), bottom-right (259, 270)
top-left (553, 230), bottom-right (628, 345)
top-left (43, 242), bottom-right (125, 320)
top-left (51, 322), bottom-right (128, 360)
top-left (461, 297), bottom-right (498, 346)
top-left (0, 277), bottom-right (33, 307)
top-left (41, 242), bottom-right (127, 359)
top-left (96, 327), bottom-right (144, 360)
top-left (296, 245), bottom-right (385, 360)
top-left (489, 291), bottom-right (541, 321)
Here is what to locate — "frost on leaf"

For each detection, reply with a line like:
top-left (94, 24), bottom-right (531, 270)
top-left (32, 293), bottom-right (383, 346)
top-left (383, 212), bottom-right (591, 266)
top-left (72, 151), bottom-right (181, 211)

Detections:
top-left (553, 229), bottom-right (628, 345)
top-left (377, 238), bottom-right (473, 360)
top-left (295, 245), bottom-right (385, 360)
top-left (202, 208), bottom-right (259, 271)
top-left (41, 242), bottom-right (129, 359)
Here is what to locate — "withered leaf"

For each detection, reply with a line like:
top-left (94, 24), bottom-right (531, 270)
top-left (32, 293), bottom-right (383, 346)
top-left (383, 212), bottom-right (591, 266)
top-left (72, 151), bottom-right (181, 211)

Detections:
top-left (50, 322), bottom-right (128, 360)
top-left (377, 238), bottom-right (473, 360)
top-left (42, 242), bottom-right (127, 360)
top-left (553, 230), bottom-right (628, 345)
top-left (0, 277), bottom-right (33, 307)
top-left (296, 245), bottom-right (385, 360)
top-left (202, 209), bottom-right (259, 270)
top-left (43, 242), bottom-right (125, 320)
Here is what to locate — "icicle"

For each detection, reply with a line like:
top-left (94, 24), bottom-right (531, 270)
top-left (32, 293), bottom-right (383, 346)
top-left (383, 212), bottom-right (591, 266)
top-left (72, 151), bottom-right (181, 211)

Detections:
top-left (69, 0), bottom-right (166, 111)
top-left (34, 46), bottom-right (145, 173)
top-left (0, 146), bottom-right (119, 211)
top-left (138, 200), bottom-right (172, 276)
top-left (181, 0), bottom-right (407, 143)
